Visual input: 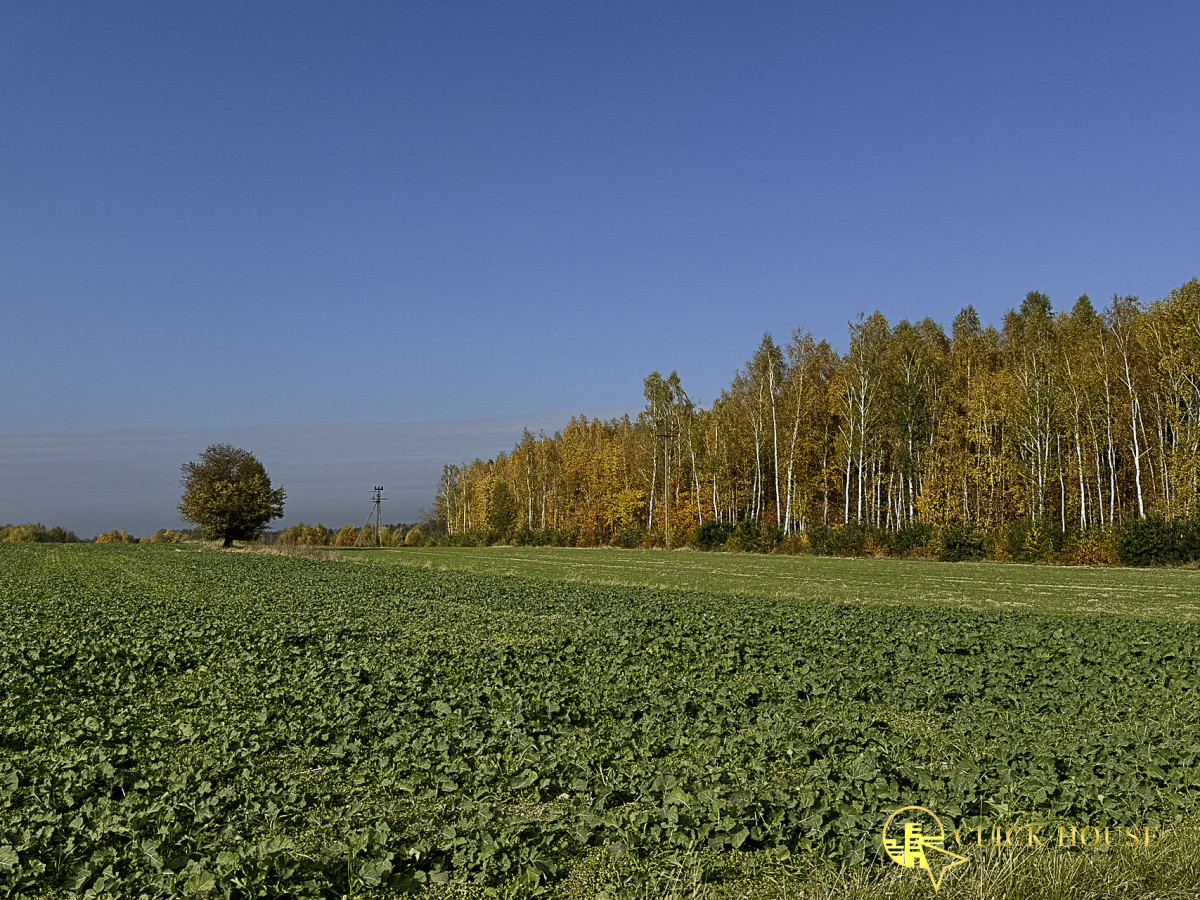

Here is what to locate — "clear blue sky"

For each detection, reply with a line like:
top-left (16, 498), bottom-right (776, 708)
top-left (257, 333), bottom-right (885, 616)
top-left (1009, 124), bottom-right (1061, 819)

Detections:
top-left (3, 1), bottom-right (1197, 536)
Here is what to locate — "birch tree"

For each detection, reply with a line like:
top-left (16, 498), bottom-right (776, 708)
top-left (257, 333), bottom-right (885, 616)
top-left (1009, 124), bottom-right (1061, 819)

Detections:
top-left (1004, 292), bottom-right (1058, 521)
top-left (1105, 295), bottom-right (1149, 518)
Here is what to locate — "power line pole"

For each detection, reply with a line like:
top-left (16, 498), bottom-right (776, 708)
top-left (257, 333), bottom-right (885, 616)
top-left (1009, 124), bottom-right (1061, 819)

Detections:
top-left (371, 486), bottom-right (385, 547)
top-left (356, 486), bottom-right (387, 547)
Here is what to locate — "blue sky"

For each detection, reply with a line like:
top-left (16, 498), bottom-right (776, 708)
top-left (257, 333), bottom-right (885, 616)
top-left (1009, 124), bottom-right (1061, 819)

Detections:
top-left (2, 1), bottom-right (1198, 536)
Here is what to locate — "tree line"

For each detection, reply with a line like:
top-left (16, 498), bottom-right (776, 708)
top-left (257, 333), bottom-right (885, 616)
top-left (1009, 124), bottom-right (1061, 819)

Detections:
top-left (432, 279), bottom-right (1200, 563)
top-left (1, 523), bottom-right (81, 543)
top-left (0, 525), bottom-right (193, 544)
top-left (273, 522), bottom-right (427, 547)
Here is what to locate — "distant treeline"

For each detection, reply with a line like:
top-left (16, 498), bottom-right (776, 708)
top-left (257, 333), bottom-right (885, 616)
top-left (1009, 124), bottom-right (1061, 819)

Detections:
top-left (94, 529), bottom-right (193, 544)
top-left (432, 279), bottom-right (1200, 566)
top-left (1, 523), bottom-right (80, 543)
top-left (0, 525), bottom-right (194, 544)
top-left (0, 522), bottom-right (431, 547)
top-left (271, 522), bottom-right (430, 548)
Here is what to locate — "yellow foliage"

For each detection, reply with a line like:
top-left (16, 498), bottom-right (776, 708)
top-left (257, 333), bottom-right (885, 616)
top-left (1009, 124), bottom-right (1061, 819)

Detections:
top-left (2, 524), bottom-right (41, 543)
top-left (604, 489), bottom-right (646, 530)
top-left (96, 529), bottom-right (137, 544)
top-left (863, 536), bottom-right (889, 558)
top-left (147, 529), bottom-right (188, 543)
top-left (1061, 535), bottom-right (1119, 567)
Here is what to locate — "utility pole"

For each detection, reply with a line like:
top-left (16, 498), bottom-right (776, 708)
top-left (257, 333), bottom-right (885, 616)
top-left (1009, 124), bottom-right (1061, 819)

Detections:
top-left (355, 486), bottom-right (386, 547)
top-left (372, 486), bottom-right (385, 546)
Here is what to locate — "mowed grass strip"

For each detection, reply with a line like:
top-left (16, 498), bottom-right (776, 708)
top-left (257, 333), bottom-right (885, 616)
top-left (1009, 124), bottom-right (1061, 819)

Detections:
top-left (353, 545), bottom-right (1200, 621)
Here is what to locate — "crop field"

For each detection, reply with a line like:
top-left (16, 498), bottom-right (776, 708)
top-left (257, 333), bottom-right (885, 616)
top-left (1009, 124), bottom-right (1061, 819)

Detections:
top-left (3, 545), bottom-right (1200, 899)
top-left (356, 545), bottom-right (1200, 621)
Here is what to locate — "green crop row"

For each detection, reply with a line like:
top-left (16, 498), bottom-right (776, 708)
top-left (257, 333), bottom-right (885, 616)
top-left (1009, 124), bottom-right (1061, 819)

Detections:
top-left (2, 544), bottom-right (1198, 897)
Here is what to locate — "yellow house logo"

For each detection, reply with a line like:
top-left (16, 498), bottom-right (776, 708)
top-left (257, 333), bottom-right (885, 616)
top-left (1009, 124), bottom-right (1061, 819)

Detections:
top-left (882, 806), bottom-right (970, 891)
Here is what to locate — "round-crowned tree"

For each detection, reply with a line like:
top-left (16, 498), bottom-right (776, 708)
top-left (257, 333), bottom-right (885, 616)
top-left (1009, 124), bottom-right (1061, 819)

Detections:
top-left (178, 444), bottom-right (286, 548)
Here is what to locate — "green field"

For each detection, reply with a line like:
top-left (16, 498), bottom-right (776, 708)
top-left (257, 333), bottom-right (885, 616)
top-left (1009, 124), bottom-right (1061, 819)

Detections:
top-left (354, 545), bottom-right (1200, 620)
top-left (2, 544), bottom-right (1199, 898)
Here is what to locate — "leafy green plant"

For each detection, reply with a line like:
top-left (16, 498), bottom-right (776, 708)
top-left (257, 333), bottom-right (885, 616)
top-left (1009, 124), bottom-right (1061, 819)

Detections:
top-left (893, 521), bottom-right (934, 557)
top-left (4, 544), bottom-right (1200, 897)
top-left (1115, 512), bottom-right (1200, 567)
top-left (692, 520), bottom-right (734, 550)
top-left (940, 525), bottom-right (984, 561)
top-left (1004, 518), bottom-right (1064, 562)
top-left (612, 524), bottom-right (645, 549)
top-left (725, 519), bottom-right (763, 552)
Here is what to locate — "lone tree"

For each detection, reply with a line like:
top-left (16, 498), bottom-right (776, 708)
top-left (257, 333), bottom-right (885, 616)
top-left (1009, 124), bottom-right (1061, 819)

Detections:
top-left (179, 444), bottom-right (286, 548)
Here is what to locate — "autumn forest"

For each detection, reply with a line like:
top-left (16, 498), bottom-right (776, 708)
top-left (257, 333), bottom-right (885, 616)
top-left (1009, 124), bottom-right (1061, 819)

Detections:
top-left (431, 279), bottom-right (1200, 561)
